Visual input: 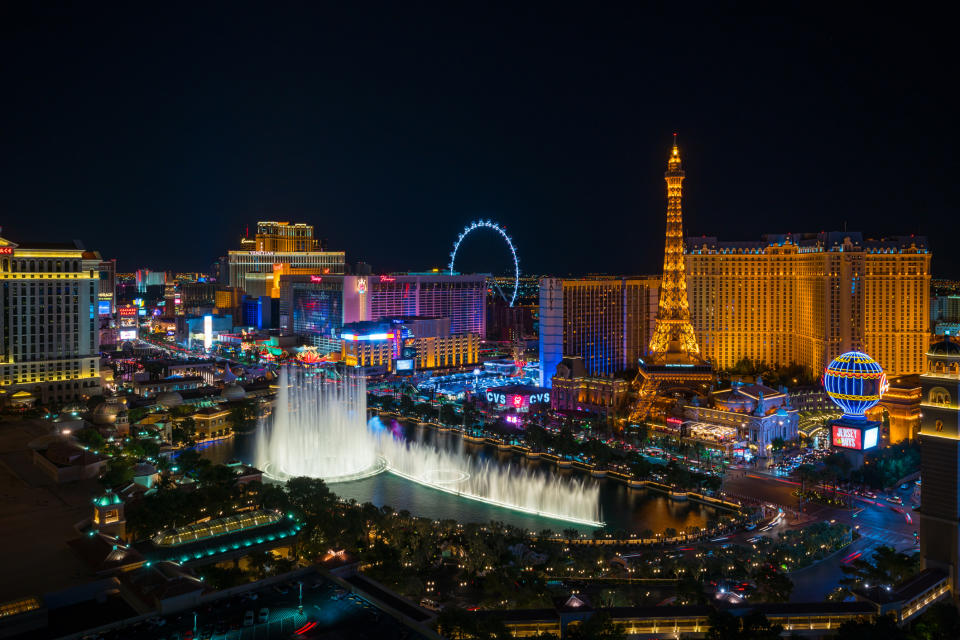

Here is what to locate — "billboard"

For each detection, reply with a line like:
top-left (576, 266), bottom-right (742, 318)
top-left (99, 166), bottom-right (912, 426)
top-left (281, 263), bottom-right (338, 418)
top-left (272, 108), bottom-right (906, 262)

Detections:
top-left (832, 424), bottom-right (879, 451)
top-left (395, 359), bottom-right (414, 372)
top-left (485, 389), bottom-right (550, 409)
top-left (119, 329), bottom-right (137, 340)
top-left (97, 300), bottom-right (112, 316)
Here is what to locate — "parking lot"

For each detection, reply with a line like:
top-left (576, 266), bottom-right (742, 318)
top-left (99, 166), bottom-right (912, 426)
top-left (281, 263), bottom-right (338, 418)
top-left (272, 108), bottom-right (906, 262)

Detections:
top-left (83, 573), bottom-right (429, 640)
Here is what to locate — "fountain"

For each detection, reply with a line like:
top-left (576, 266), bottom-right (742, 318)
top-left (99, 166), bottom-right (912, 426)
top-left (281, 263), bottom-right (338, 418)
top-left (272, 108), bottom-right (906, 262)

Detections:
top-left (255, 368), bottom-right (385, 482)
top-left (255, 366), bottom-right (603, 526)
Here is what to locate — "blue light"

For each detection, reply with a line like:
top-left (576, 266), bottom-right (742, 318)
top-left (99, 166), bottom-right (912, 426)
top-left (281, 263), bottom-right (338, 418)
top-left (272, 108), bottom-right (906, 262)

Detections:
top-left (823, 351), bottom-right (888, 419)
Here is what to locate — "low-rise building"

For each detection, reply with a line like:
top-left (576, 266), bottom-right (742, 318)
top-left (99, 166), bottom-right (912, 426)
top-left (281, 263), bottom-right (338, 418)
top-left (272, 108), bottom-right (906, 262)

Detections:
top-left (193, 407), bottom-right (232, 440)
top-left (683, 379), bottom-right (799, 458)
top-left (550, 356), bottom-right (630, 417)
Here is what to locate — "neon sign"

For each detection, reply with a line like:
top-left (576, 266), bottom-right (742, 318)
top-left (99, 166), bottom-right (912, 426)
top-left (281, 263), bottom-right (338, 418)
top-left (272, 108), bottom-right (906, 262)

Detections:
top-left (0, 247), bottom-right (13, 255)
top-left (833, 426), bottom-right (860, 449)
top-left (310, 276), bottom-right (323, 283)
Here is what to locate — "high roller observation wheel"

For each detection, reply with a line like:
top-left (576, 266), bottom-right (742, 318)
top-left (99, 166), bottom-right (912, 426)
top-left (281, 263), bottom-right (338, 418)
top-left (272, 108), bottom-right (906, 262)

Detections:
top-left (449, 219), bottom-right (519, 307)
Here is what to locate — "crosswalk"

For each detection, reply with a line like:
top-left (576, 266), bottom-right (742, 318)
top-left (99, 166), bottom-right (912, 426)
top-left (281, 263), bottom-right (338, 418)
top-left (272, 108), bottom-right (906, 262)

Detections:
top-left (849, 526), bottom-right (916, 561)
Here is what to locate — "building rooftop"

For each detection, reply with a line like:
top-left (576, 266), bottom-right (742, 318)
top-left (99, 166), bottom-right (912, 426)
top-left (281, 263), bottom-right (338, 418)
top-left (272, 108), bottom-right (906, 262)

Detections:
top-left (687, 232), bottom-right (929, 254)
top-left (151, 509), bottom-right (282, 547)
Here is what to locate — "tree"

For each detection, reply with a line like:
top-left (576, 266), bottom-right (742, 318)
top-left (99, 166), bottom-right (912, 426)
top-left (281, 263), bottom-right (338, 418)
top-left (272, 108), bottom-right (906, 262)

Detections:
top-left (836, 614), bottom-right (907, 640)
top-left (770, 437), bottom-right (786, 464)
top-left (100, 457), bottom-right (134, 488)
top-left (75, 427), bottom-right (106, 450)
top-left (840, 545), bottom-right (920, 593)
top-left (797, 463), bottom-right (819, 494)
top-left (910, 602), bottom-right (960, 640)
top-left (752, 565), bottom-right (793, 602)
top-left (439, 403), bottom-right (458, 425)
top-left (172, 417), bottom-right (196, 446)
top-left (706, 610), bottom-right (782, 640)
top-left (566, 612), bottom-right (626, 640)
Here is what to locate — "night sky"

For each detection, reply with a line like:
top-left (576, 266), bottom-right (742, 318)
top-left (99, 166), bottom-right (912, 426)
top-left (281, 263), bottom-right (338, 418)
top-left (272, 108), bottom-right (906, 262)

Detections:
top-left (2, 8), bottom-right (956, 277)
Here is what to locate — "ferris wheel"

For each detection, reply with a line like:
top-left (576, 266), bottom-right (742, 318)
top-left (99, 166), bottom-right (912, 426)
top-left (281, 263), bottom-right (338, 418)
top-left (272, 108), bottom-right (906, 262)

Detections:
top-left (448, 219), bottom-right (519, 307)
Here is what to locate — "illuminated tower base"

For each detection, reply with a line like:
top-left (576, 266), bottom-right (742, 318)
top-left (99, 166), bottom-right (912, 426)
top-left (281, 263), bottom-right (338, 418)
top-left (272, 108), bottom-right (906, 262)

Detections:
top-left (827, 416), bottom-right (881, 470)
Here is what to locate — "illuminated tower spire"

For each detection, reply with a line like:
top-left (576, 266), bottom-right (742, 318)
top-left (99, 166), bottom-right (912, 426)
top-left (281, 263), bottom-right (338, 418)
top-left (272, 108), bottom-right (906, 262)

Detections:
top-left (647, 134), bottom-right (702, 359)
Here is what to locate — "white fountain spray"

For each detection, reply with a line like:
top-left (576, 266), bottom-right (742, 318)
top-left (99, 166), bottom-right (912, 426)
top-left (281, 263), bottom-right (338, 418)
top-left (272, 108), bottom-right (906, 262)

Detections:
top-left (256, 366), bottom-right (603, 526)
top-left (256, 367), bottom-right (384, 481)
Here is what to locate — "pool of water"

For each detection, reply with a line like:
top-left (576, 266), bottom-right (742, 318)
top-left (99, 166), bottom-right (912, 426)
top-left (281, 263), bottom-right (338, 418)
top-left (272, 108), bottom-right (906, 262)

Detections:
top-left (199, 418), bottom-right (722, 534)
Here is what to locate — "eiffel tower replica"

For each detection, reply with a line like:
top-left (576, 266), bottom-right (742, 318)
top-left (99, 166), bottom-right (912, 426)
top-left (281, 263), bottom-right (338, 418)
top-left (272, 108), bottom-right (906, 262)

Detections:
top-left (630, 135), bottom-right (713, 422)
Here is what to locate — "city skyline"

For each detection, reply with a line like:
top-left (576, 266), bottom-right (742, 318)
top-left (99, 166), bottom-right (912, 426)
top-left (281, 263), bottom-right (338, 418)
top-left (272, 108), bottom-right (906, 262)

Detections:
top-left (2, 8), bottom-right (957, 276)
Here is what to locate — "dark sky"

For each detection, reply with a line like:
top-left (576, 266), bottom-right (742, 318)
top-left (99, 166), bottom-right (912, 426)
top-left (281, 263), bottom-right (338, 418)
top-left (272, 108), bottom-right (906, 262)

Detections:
top-left (2, 7), bottom-right (956, 277)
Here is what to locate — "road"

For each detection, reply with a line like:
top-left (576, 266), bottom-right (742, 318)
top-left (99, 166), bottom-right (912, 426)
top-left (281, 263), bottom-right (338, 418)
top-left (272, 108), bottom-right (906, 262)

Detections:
top-left (722, 470), bottom-right (918, 601)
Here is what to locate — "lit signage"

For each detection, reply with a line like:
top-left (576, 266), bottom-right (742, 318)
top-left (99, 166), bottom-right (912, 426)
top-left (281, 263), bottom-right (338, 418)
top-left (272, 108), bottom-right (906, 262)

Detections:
top-left (0, 247), bottom-right (13, 255)
top-left (310, 275), bottom-right (323, 283)
top-left (203, 314), bottom-right (213, 351)
top-left (395, 359), bottom-right (414, 371)
top-left (119, 329), bottom-right (137, 340)
top-left (356, 278), bottom-right (367, 294)
top-left (341, 332), bottom-right (394, 341)
top-left (379, 276), bottom-right (396, 283)
top-left (831, 424), bottom-right (878, 450)
top-left (118, 307), bottom-right (138, 317)
top-left (97, 300), bottom-right (112, 316)
top-left (832, 426), bottom-right (861, 449)
top-left (485, 391), bottom-right (549, 406)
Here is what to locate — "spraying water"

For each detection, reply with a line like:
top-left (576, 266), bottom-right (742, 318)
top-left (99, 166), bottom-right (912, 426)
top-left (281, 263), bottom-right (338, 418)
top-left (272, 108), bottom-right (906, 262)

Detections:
top-left (255, 368), bottom-right (384, 482)
top-left (256, 366), bottom-right (603, 526)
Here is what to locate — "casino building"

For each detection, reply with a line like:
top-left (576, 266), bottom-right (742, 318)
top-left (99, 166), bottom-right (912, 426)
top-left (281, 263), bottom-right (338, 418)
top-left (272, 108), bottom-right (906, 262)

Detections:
top-left (686, 232), bottom-right (930, 377)
top-left (0, 235), bottom-right (103, 406)
top-left (538, 275), bottom-right (660, 387)
top-left (339, 317), bottom-right (479, 373)
top-left (918, 338), bottom-right (960, 601)
top-left (282, 273), bottom-right (486, 354)
top-left (682, 379), bottom-right (799, 458)
top-left (226, 221), bottom-right (345, 291)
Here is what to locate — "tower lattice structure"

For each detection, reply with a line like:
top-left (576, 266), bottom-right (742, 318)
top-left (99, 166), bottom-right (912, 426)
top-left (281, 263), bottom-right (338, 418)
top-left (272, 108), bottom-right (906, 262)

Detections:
top-left (647, 135), bottom-right (701, 359)
top-left (629, 136), bottom-right (712, 423)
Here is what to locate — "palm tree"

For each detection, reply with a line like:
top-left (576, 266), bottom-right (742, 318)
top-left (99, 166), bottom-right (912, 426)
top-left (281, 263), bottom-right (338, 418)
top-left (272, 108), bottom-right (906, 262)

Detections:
top-left (771, 437), bottom-right (786, 465)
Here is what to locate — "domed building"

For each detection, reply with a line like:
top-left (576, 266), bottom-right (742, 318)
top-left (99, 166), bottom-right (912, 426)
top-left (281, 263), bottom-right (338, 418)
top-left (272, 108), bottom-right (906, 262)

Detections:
top-left (91, 402), bottom-right (120, 426)
top-left (156, 391), bottom-right (183, 409)
top-left (683, 378), bottom-right (799, 459)
top-left (220, 384), bottom-right (247, 401)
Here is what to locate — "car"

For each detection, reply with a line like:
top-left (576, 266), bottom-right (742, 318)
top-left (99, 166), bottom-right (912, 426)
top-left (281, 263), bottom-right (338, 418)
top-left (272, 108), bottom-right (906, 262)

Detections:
top-left (243, 592), bottom-right (259, 601)
top-left (744, 523), bottom-right (757, 531)
top-left (258, 608), bottom-right (269, 624)
top-left (887, 496), bottom-right (903, 505)
top-left (272, 584), bottom-right (289, 595)
top-left (900, 484), bottom-right (910, 490)
top-left (243, 611), bottom-right (254, 627)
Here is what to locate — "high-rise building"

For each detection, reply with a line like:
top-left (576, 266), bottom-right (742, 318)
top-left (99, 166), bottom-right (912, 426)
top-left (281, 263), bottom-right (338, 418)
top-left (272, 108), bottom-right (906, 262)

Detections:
top-left (918, 338), bottom-right (960, 601)
top-left (0, 235), bottom-right (102, 405)
top-left (685, 232), bottom-right (930, 376)
top-left (282, 274), bottom-right (487, 354)
top-left (227, 220), bottom-right (345, 291)
top-left (253, 221), bottom-right (318, 252)
top-left (538, 276), bottom-right (660, 387)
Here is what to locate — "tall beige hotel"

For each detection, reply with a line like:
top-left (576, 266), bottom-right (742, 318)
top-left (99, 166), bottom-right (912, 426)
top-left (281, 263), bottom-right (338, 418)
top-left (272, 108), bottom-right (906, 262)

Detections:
top-left (685, 232), bottom-right (930, 377)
